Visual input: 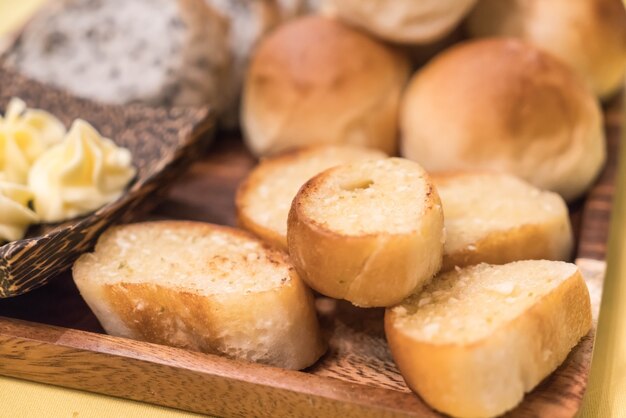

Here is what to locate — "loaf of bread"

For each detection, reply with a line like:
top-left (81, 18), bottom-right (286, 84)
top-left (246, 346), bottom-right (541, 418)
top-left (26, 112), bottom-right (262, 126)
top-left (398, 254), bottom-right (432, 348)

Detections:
top-left (242, 16), bottom-right (410, 156)
top-left (385, 260), bottom-right (592, 418)
top-left (321, 0), bottom-right (478, 44)
top-left (467, 0), bottom-right (626, 99)
top-left (288, 158), bottom-right (444, 307)
top-left (236, 145), bottom-right (387, 249)
top-left (433, 172), bottom-right (573, 271)
top-left (4, 0), bottom-right (232, 112)
top-left (73, 221), bottom-right (326, 370)
top-left (401, 39), bottom-right (606, 201)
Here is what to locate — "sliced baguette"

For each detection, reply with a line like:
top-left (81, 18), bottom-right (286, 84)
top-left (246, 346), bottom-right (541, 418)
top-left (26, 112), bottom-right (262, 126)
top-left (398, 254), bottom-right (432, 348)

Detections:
top-left (72, 221), bottom-right (326, 370)
top-left (236, 144), bottom-right (387, 249)
top-left (288, 158), bottom-right (444, 307)
top-left (433, 172), bottom-right (573, 271)
top-left (385, 260), bottom-right (592, 418)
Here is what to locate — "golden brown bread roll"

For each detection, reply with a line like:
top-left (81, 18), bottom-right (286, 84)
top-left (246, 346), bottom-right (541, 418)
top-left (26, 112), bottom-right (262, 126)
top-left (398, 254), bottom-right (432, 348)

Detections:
top-left (321, 0), bottom-right (478, 44)
top-left (401, 38), bottom-right (606, 202)
top-left (467, 0), bottom-right (626, 99)
top-left (242, 16), bottom-right (410, 157)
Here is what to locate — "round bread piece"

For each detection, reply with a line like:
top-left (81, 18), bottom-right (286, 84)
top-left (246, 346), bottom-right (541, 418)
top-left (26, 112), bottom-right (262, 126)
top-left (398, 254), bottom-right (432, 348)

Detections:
top-left (73, 221), bottom-right (326, 370)
top-left (242, 16), bottom-right (410, 157)
top-left (467, 0), bottom-right (626, 99)
top-left (236, 145), bottom-right (387, 250)
top-left (434, 172), bottom-right (573, 271)
top-left (400, 39), bottom-right (606, 202)
top-left (287, 158), bottom-right (444, 307)
top-left (322, 0), bottom-right (478, 44)
top-left (385, 261), bottom-right (592, 418)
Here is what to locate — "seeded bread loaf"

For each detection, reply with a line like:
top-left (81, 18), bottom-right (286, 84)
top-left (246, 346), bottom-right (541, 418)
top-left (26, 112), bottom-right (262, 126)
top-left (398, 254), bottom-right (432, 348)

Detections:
top-left (288, 158), bottom-right (444, 307)
top-left (4, 0), bottom-right (232, 112)
top-left (73, 221), bottom-right (326, 370)
top-left (236, 145), bottom-right (387, 249)
top-left (434, 172), bottom-right (573, 271)
top-left (385, 260), bottom-right (592, 418)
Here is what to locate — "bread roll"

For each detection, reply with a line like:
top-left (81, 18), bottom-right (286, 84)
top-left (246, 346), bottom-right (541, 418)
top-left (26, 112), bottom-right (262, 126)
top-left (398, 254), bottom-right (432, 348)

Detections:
top-left (73, 221), bottom-right (326, 370)
top-left (205, 0), bottom-right (279, 126)
top-left (287, 158), bottom-right (444, 307)
top-left (321, 0), bottom-right (478, 44)
top-left (467, 0), bottom-right (626, 99)
top-left (385, 260), bottom-right (592, 418)
top-left (433, 172), bottom-right (573, 271)
top-left (4, 0), bottom-right (232, 113)
top-left (401, 39), bottom-right (606, 201)
top-left (236, 145), bottom-right (386, 250)
top-left (242, 16), bottom-right (410, 156)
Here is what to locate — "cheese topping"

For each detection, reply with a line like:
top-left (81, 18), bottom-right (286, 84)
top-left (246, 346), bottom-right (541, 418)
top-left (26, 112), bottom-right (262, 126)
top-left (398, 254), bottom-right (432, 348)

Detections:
top-left (0, 181), bottom-right (38, 242)
top-left (29, 119), bottom-right (136, 222)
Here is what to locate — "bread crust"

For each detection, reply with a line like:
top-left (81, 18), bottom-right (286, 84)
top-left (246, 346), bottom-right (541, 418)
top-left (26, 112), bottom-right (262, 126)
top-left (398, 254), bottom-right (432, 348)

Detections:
top-left (235, 145), bottom-right (387, 250)
top-left (400, 38), bottom-right (606, 201)
top-left (287, 162), bottom-right (444, 307)
top-left (432, 171), bottom-right (574, 271)
top-left (385, 268), bottom-right (592, 418)
top-left (73, 220), bottom-right (326, 370)
top-left (242, 16), bottom-right (409, 156)
top-left (322, 0), bottom-right (478, 44)
top-left (467, 0), bottom-right (626, 98)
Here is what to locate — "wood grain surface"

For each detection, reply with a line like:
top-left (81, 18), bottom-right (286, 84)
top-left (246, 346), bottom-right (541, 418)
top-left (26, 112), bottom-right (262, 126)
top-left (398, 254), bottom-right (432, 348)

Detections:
top-left (0, 96), bottom-right (621, 417)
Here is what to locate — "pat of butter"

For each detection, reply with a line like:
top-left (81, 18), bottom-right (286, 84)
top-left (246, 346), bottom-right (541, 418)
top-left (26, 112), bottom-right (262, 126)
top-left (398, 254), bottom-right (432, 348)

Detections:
top-left (29, 119), bottom-right (136, 222)
top-left (0, 181), bottom-right (38, 242)
top-left (0, 97), bottom-right (66, 184)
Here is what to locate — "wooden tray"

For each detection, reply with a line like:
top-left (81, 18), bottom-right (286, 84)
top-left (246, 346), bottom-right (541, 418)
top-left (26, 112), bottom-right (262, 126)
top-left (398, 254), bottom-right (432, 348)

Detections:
top-left (0, 97), bottom-right (621, 417)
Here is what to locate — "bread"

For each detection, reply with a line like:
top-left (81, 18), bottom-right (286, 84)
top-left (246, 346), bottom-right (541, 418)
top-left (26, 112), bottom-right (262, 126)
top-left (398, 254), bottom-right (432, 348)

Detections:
top-left (205, 0), bottom-right (279, 126)
top-left (287, 158), bottom-right (444, 307)
top-left (401, 39), bottom-right (606, 202)
top-left (274, 0), bottom-right (321, 19)
top-left (467, 0), bottom-right (626, 99)
top-left (236, 145), bottom-right (387, 250)
top-left (3, 0), bottom-right (232, 112)
top-left (433, 172), bottom-right (573, 271)
top-left (242, 16), bottom-right (410, 157)
top-left (385, 260), bottom-right (592, 418)
top-left (321, 0), bottom-right (478, 44)
top-left (72, 221), bottom-right (326, 370)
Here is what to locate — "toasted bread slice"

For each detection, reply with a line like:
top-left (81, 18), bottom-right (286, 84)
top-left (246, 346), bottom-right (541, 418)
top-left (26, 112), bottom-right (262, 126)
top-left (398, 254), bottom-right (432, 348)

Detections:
top-left (236, 144), bottom-right (386, 249)
top-left (72, 221), bottom-right (326, 370)
top-left (288, 157), bottom-right (444, 307)
top-left (433, 172), bottom-right (573, 271)
top-left (385, 260), bottom-right (592, 418)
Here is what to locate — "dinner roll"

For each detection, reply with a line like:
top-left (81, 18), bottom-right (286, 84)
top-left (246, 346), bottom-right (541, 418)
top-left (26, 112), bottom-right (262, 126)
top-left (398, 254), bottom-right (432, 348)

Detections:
top-left (242, 16), bottom-right (410, 156)
top-left (467, 0), bottom-right (626, 99)
top-left (401, 39), bottom-right (606, 201)
top-left (433, 172), bottom-right (573, 271)
top-left (288, 158), bottom-right (444, 307)
top-left (322, 0), bottom-right (478, 44)
top-left (236, 145), bottom-right (386, 250)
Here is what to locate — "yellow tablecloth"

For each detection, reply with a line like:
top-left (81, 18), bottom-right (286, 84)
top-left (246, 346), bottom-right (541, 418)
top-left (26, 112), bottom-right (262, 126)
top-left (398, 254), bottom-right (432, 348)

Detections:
top-left (0, 376), bottom-right (203, 418)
